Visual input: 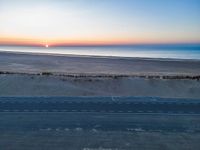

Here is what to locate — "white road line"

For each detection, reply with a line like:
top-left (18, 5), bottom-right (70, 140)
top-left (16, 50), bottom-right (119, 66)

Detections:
top-left (3, 110), bottom-right (9, 112)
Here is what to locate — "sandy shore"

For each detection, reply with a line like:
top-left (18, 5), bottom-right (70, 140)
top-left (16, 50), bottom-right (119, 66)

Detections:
top-left (1, 51), bottom-right (200, 76)
top-left (0, 51), bottom-right (200, 98)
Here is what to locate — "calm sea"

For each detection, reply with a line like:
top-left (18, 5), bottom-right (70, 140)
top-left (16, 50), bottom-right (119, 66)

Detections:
top-left (0, 44), bottom-right (200, 60)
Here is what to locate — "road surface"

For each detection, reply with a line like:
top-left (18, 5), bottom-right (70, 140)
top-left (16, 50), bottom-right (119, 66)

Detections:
top-left (0, 97), bottom-right (200, 114)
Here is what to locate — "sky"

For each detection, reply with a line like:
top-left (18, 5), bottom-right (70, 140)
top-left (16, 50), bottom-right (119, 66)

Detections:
top-left (0, 0), bottom-right (200, 46)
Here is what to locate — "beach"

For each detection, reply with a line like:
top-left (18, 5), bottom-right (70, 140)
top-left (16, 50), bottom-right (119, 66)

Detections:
top-left (1, 51), bottom-right (200, 75)
top-left (0, 51), bottom-right (200, 98)
top-left (1, 0), bottom-right (200, 149)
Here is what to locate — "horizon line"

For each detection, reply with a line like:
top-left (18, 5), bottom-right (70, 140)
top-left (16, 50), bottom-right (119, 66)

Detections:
top-left (0, 42), bottom-right (200, 47)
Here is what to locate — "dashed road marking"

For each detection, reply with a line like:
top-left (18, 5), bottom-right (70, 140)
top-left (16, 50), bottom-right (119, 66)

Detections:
top-left (3, 110), bottom-right (9, 112)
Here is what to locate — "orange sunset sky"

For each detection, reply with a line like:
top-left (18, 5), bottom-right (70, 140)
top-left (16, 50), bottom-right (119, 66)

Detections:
top-left (0, 0), bottom-right (200, 46)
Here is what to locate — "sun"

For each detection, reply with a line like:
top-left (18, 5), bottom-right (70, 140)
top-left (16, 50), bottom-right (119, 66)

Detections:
top-left (45, 44), bottom-right (49, 48)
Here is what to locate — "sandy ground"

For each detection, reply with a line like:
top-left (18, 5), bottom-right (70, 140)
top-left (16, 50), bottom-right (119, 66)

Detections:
top-left (0, 51), bottom-right (200, 98)
top-left (1, 51), bottom-right (200, 76)
top-left (0, 74), bottom-right (200, 98)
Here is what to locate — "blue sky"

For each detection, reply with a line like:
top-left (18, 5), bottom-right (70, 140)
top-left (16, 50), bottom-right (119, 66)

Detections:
top-left (0, 0), bottom-right (200, 45)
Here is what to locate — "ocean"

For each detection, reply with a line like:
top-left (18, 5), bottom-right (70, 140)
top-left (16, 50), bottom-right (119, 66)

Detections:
top-left (0, 44), bottom-right (200, 60)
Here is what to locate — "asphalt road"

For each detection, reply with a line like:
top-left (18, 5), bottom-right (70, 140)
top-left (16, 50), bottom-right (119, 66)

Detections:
top-left (0, 97), bottom-right (200, 114)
